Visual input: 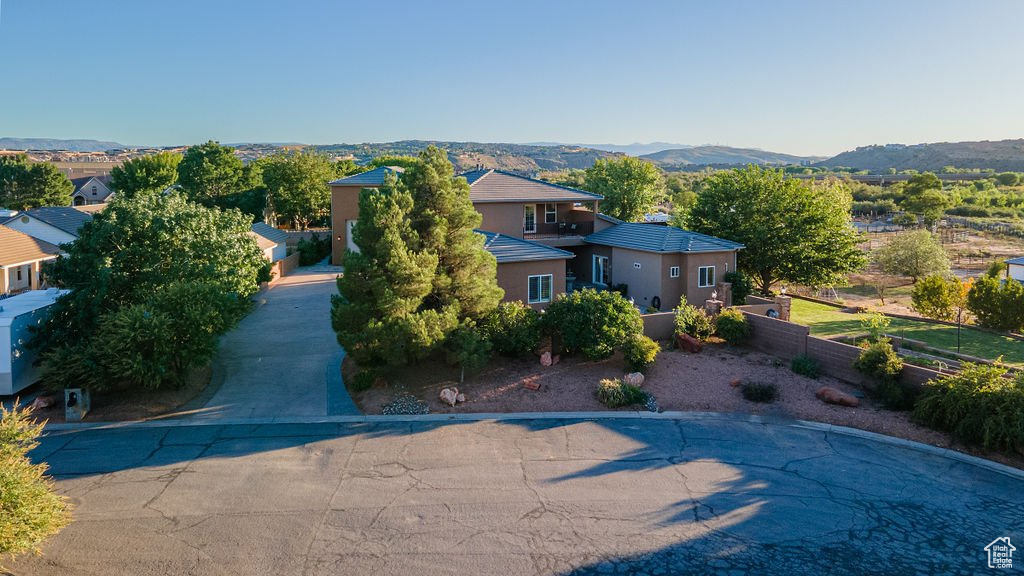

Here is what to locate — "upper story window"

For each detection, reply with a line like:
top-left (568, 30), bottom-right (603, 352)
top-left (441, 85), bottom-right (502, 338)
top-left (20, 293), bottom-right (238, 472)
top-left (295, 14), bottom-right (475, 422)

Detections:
top-left (524, 205), bottom-right (537, 234)
top-left (544, 203), bottom-right (557, 224)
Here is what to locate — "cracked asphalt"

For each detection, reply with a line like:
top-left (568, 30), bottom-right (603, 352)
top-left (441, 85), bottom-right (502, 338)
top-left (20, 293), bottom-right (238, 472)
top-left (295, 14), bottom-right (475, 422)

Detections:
top-left (10, 416), bottom-right (1023, 575)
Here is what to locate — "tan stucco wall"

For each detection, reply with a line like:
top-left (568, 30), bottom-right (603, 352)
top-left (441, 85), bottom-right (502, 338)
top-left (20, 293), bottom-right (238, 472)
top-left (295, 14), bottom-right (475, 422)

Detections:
top-left (680, 251), bottom-right (736, 306)
top-left (496, 260), bottom-right (567, 310)
top-left (476, 203), bottom-right (530, 238)
top-left (330, 184), bottom-right (364, 265)
top-left (608, 248), bottom-right (664, 309)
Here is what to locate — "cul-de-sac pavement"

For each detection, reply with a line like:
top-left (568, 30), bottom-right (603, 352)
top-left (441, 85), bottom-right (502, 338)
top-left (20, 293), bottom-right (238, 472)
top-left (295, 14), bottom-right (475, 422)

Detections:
top-left (10, 269), bottom-right (1024, 576)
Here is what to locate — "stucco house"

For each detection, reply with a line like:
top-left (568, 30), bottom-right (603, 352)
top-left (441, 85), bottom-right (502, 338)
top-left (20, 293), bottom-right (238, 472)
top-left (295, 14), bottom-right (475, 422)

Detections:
top-left (581, 223), bottom-right (743, 310)
top-left (0, 225), bottom-right (60, 296)
top-left (70, 176), bottom-right (115, 206)
top-left (1007, 256), bottom-right (1024, 283)
top-left (250, 222), bottom-right (289, 263)
top-left (3, 206), bottom-right (93, 247)
top-left (329, 167), bottom-right (742, 310)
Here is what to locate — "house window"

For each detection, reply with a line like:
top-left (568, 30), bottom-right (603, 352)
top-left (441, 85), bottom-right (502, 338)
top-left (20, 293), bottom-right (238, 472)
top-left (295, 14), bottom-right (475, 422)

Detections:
top-left (544, 203), bottom-right (557, 224)
top-left (698, 266), bottom-right (715, 288)
top-left (524, 205), bottom-right (537, 234)
top-left (528, 274), bottom-right (552, 304)
top-left (91, 186), bottom-right (97, 195)
top-left (16, 268), bottom-right (23, 281)
top-left (669, 266), bottom-right (680, 278)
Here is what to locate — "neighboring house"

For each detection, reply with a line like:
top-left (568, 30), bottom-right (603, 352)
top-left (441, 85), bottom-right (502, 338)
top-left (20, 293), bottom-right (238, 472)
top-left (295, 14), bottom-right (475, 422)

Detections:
top-left (581, 223), bottom-right (743, 311)
top-left (2, 206), bottom-right (93, 247)
top-left (0, 225), bottom-right (60, 296)
top-left (70, 175), bottom-right (115, 206)
top-left (1007, 256), bottom-right (1024, 283)
top-left (329, 168), bottom-right (741, 310)
top-left (1, 289), bottom-right (67, 395)
top-left (250, 222), bottom-right (289, 263)
top-left (477, 230), bottom-right (574, 309)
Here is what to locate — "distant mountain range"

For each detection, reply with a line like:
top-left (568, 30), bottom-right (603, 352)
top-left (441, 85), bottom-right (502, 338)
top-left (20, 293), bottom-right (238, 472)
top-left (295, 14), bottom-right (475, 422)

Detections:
top-left (816, 139), bottom-right (1024, 172)
top-left (0, 137), bottom-right (128, 152)
top-left (640, 146), bottom-right (823, 168)
top-left (7, 137), bottom-right (1024, 173)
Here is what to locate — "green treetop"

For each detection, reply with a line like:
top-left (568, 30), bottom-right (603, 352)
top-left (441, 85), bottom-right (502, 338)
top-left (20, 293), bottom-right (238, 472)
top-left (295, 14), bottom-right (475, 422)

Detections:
top-left (583, 157), bottom-right (665, 222)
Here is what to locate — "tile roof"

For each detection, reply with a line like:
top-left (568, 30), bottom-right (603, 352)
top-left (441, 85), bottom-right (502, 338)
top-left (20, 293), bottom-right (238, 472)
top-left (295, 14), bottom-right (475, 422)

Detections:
top-left (5, 206), bottom-right (93, 236)
top-left (328, 166), bottom-right (405, 186)
top-left (476, 230), bottom-right (574, 263)
top-left (250, 222), bottom-right (289, 244)
top-left (1006, 256), bottom-right (1024, 266)
top-left (596, 213), bottom-right (624, 225)
top-left (585, 223), bottom-right (744, 254)
top-left (461, 170), bottom-right (604, 203)
top-left (0, 225), bottom-right (60, 267)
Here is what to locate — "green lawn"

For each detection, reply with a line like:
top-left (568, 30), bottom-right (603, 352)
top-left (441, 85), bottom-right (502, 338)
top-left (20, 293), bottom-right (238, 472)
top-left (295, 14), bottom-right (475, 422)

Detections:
top-left (790, 299), bottom-right (1024, 367)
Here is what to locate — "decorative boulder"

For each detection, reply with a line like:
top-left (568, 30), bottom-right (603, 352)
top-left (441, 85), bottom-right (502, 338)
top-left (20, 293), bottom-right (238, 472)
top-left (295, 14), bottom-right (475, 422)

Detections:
top-left (439, 387), bottom-right (459, 407)
top-left (676, 333), bottom-right (703, 354)
top-left (815, 386), bottom-right (860, 408)
top-left (540, 351), bottom-right (553, 367)
top-left (456, 393), bottom-right (466, 403)
top-left (523, 380), bottom-right (541, 391)
top-left (729, 378), bottom-right (742, 388)
top-left (551, 354), bottom-right (560, 365)
top-left (623, 372), bottom-right (645, 387)
top-left (30, 395), bottom-right (55, 410)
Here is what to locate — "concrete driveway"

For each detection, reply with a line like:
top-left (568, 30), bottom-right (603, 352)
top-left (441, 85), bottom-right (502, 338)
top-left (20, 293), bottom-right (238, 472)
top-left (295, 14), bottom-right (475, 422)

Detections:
top-left (14, 414), bottom-right (1023, 575)
top-left (184, 265), bottom-right (356, 421)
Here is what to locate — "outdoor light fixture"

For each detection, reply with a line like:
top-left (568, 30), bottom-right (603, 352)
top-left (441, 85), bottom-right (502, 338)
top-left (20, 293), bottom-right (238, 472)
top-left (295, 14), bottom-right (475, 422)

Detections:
top-left (711, 290), bottom-right (718, 300)
top-left (781, 286), bottom-right (788, 295)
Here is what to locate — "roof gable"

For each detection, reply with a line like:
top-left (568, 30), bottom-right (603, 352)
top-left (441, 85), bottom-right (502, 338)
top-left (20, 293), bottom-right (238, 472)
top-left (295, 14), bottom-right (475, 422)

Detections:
top-left (462, 170), bottom-right (604, 203)
top-left (70, 176), bottom-right (112, 197)
top-left (476, 230), bottom-right (574, 263)
top-left (6, 207), bottom-right (93, 236)
top-left (0, 225), bottom-right (61, 267)
top-left (585, 223), bottom-right (744, 254)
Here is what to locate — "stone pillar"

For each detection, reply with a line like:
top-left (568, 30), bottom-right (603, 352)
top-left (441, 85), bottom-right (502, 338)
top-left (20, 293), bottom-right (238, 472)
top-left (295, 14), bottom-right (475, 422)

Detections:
top-left (774, 295), bottom-right (792, 321)
top-left (716, 282), bottom-right (733, 307)
top-left (704, 298), bottom-right (723, 316)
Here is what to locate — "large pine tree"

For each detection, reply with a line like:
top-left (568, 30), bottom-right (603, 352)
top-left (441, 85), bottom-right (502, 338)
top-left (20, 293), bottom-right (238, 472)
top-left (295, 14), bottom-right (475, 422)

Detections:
top-left (331, 148), bottom-right (503, 370)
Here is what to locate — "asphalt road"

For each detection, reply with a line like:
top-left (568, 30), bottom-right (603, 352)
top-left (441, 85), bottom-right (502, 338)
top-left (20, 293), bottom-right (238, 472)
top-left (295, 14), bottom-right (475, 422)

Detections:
top-left (10, 415), bottom-right (1023, 576)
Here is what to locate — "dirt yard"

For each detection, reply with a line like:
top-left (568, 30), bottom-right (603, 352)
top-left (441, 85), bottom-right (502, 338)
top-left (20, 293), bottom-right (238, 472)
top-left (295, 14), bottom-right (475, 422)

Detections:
top-left (347, 344), bottom-right (1022, 469)
top-left (23, 365), bottom-right (211, 424)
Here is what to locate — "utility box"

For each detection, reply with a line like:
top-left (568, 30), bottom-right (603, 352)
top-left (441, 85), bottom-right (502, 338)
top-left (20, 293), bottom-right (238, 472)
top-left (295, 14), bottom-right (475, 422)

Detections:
top-left (0, 289), bottom-right (67, 396)
top-left (64, 388), bottom-right (90, 421)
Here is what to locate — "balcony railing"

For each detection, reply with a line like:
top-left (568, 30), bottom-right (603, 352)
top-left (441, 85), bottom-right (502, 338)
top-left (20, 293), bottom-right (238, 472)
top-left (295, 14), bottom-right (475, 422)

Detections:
top-left (524, 220), bottom-right (594, 239)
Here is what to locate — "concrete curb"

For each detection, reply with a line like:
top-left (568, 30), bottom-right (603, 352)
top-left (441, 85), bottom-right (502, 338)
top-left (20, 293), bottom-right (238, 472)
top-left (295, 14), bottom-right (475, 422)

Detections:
top-left (43, 410), bottom-right (1024, 480)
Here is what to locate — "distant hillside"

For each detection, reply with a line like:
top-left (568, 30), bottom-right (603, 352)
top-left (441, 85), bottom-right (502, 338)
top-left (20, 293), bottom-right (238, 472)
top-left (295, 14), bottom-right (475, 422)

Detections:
top-left (0, 137), bottom-right (127, 152)
top-left (527, 141), bottom-right (691, 156)
top-left (819, 139), bottom-right (1024, 172)
top-left (314, 140), bottom-right (621, 172)
top-left (641, 146), bottom-right (821, 168)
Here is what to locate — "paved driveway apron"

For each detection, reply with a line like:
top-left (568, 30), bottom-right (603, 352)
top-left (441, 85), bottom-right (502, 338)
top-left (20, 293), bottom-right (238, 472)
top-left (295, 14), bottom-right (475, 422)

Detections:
top-left (187, 265), bottom-right (352, 420)
top-left (13, 415), bottom-right (1023, 575)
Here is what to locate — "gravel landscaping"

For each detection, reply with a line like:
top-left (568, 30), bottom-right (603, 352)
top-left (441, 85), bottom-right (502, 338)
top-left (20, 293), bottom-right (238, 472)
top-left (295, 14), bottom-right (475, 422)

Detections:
top-left (346, 344), bottom-right (1023, 469)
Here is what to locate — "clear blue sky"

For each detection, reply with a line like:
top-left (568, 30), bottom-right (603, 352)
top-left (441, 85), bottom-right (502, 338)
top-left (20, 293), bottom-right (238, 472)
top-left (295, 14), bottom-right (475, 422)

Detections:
top-left (1, 0), bottom-right (1022, 155)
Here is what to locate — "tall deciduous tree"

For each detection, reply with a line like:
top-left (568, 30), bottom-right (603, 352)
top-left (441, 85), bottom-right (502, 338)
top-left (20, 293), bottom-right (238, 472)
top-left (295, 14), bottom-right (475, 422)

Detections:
top-left (688, 166), bottom-right (865, 293)
top-left (109, 151), bottom-right (182, 198)
top-left (0, 155), bottom-right (73, 210)
top-left (33, 193), bottom-right (270, 390)
top-left (583, 157), bottom-right (665, 222)
top-left (261, 151), bottom-right (337, 230)
top-left (900, 172), bottom-right (950, 228)
top-left (873, 230), bottom-right (950, 282)
top-left (176, 141), bottom-right (245, 207)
